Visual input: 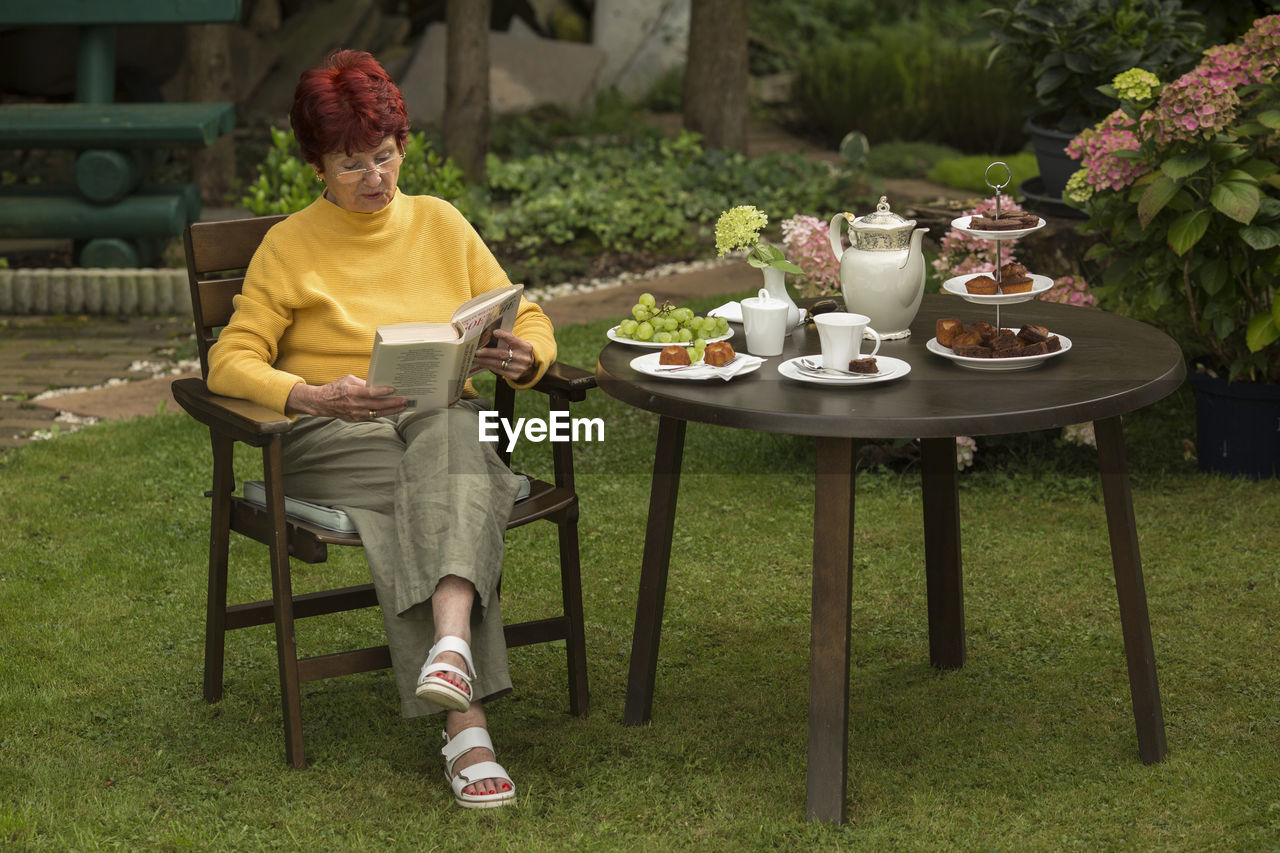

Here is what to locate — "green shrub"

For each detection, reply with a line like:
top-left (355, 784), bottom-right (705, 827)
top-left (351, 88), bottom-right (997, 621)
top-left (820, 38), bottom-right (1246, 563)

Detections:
top-left (927, 151), bottom-right (1039, 194)
top-left (484, 130), bottom-right (866, 283)
top-left (790, 22), bottom-right (1029, 153)
top-left (239, 125), bottom-right (869, 287)
top-left (239, 126), bottom-right (471, 218)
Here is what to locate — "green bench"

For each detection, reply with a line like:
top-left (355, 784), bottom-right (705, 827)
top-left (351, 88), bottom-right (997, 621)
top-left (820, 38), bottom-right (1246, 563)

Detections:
top-left (0, 0), bottom-right (242, 267)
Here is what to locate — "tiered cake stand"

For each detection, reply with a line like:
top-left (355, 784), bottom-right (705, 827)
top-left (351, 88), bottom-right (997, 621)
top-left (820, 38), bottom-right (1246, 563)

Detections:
top-left (931, 162), bottom-right (1072, 371)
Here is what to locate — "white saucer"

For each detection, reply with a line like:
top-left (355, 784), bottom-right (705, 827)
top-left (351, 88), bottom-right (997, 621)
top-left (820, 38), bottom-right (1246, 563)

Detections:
top-left (629, 351), bottom-right (762, 380)
top-left (950, 214), bottom-right (1046, 240)
top-left (925, 334), bottom-right (1072, 371)
top-left (777, 355), bottom-right (911, 386)
top-left (607, 326), bottom-right (733, 348)
top-left (942, 272), bottom-right (1054, 305)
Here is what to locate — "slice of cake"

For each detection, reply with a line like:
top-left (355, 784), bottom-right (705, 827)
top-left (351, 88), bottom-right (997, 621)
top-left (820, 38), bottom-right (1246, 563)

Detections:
top-left (703, 341), bottom-right (736, 366)
top-left (848, 357), bottom-right (879, 374)
top-left (658, 344), bottom-right (690, 366)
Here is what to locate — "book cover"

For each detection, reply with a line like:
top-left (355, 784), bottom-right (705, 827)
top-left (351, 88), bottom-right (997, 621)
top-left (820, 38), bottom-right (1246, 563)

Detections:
top-left (367, 283), bottom-right (523, 409)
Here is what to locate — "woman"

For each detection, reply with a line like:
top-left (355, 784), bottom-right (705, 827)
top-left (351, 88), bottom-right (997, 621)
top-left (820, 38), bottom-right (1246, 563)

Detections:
top-left (207, 49), bottom-right (555, 809)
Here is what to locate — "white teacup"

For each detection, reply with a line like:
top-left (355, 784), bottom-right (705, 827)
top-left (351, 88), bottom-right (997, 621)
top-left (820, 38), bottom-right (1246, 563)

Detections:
top-left (740, 288), bottom-right (790, 356)
top-left (814, 312), bottom-right (881, 370)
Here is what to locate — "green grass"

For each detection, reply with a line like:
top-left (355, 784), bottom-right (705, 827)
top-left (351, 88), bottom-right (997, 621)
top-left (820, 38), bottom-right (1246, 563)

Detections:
top-left (928, 152), bottom-right (1040, 196)
top-left (3, 307), bottom-right (1280, 849)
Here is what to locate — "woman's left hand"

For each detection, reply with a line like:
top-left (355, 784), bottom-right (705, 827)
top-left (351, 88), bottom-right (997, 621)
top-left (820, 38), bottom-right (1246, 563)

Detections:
top-left (474, 328), bottom-right (537, 383)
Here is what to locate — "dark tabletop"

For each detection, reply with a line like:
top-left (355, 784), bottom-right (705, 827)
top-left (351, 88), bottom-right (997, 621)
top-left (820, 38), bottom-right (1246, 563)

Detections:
top-left (596, 295), bottom-right (1186, 439)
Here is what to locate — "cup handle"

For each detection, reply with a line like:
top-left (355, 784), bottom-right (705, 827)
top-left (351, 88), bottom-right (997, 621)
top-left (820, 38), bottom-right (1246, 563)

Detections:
top-left (864, 327), bottom-right (881, 358)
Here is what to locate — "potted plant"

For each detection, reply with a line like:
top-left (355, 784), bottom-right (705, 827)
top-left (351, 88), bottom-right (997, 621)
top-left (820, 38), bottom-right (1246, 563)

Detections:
top-left (984, 0), bottom-right (1205, 202)
top-left (1063, 14), bottom-right (1280, 477)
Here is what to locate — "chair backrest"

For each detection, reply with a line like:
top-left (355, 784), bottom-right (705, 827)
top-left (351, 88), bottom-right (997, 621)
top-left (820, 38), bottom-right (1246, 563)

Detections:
top-left (184, 214), bottom-right (290, 377)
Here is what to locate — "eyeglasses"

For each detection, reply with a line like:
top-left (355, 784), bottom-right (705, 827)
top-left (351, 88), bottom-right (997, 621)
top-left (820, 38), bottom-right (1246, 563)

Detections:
top-left (332, 152), bottom-right (405, 184)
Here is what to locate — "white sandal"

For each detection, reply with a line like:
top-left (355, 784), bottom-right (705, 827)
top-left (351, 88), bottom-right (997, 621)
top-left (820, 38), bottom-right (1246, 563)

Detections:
top-left (442, 727), bottom-right (516, 809)
top-left (415, 636), bottom-right (474, 712)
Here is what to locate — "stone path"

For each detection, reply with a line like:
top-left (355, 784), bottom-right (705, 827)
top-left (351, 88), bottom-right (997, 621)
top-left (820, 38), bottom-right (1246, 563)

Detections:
top-left (0, 262), bottom-right (769, 452)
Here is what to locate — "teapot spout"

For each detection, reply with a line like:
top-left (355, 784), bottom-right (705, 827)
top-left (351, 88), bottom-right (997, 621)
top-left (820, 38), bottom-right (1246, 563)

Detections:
top-left (897, 226), bottom-right (929, 270)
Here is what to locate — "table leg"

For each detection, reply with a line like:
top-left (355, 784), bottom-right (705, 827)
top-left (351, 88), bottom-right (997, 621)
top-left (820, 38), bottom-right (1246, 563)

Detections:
top-left (623, 415), bottom-right (687, 726)
top-left (920, 437), bottom-right (965, 669)
top-left (1094, 416), bottom-right (1167, 764)
top-left (807, 436), bottom-right (856, 824)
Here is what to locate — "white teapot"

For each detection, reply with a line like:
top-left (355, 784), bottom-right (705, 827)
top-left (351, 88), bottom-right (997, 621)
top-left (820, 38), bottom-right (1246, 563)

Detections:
top-left (828, 196), bottom-right (929, 339)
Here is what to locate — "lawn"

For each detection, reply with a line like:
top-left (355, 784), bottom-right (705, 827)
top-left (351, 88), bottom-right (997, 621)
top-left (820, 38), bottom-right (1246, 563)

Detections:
top-left (2, 307), bottom-right (1279, 850)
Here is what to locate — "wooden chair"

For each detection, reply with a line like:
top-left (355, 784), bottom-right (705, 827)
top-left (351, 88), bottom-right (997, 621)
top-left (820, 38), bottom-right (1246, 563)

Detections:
top-left (171, 214), bottom-right (592, 768)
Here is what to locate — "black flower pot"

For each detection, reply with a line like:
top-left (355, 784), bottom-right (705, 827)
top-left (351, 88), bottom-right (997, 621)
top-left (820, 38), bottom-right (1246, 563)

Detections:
top-left (1024, 118), bottom-right (1078, 201)
top-left (1189, 370), bottom-right (1280, 479)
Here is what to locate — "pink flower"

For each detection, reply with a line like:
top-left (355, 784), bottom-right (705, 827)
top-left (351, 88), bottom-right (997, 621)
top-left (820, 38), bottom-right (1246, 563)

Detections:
top-left (780, 215), bottom-right (841, 295)
top-left (1041, 275), bottom-right (1097, 308)
top-left (1067, 109), bottom-right (1146, 191)
top-left (1144, 72), bottom-right (1240, 144)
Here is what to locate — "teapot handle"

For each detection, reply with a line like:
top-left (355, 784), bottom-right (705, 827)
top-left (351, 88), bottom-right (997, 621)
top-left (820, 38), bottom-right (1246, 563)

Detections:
top-left (829, 213), bottom-right (850, 262)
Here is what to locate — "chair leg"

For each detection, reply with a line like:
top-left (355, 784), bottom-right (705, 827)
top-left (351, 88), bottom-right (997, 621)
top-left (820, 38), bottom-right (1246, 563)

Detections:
top-left (204, 434), bottom-right (234, 703)
top-left (558, 505), bottom-right (589, 717)
top-left (262, 441), bottom-right (308, 769)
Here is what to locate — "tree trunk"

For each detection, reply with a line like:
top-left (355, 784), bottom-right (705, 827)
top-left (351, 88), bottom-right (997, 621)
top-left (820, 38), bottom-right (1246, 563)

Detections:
top-left (682, 0), bottom-right (749, 154)
top-left (184, 23), bottom-right (236, 205)
top-left (444, 0), bottom-right (491, 184)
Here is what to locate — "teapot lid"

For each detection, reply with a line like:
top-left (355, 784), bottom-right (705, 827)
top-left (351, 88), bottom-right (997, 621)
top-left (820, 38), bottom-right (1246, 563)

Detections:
top-left (853, 196), bottom-right (914, 232)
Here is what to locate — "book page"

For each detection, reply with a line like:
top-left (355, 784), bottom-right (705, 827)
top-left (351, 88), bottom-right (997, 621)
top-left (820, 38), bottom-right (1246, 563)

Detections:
top-left (368, 339), bottom-right (464, 410)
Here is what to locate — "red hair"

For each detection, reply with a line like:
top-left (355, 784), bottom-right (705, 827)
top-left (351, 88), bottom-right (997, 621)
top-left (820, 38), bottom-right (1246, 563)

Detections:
top-left (290, 50), bottom-right (410, 168)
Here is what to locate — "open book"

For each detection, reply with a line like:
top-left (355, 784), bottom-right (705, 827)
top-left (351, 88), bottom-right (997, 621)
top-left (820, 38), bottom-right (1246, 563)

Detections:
top-left (367, 283), bottom-right (523, 410)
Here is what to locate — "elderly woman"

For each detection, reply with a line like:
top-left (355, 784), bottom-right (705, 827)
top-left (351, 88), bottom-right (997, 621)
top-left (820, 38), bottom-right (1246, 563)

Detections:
top-left (207, 49), bottom-right (554, 809)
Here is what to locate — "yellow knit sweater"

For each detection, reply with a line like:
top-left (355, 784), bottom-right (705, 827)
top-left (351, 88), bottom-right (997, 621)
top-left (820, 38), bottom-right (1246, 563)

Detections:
top-left (207, 191), bottom-right (556, 414)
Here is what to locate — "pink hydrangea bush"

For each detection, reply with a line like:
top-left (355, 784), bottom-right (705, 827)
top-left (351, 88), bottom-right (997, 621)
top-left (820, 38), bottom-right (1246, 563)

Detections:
top-left (1065, 14), bottom-right (1280, 382)
top-left (1067, 14), bottom-right (1280, 198)
top-left (1041, 275), bottom-right (1096, 308)
top-left (780, 215), bottom-right (841, 297)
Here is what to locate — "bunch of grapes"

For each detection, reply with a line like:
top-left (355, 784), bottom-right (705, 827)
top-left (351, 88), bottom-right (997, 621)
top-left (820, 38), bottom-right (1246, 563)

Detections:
top-left (614, 293), bottom-right (730, 361)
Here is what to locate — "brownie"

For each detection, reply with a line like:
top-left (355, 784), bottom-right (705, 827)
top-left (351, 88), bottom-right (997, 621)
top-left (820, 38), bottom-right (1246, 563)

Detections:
top-left (848, 357), bottom-right (879, 374)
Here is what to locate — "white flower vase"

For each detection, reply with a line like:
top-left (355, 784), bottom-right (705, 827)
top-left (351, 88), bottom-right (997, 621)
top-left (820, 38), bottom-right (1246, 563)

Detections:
top-left (762, 266), bottom-right (802, 331)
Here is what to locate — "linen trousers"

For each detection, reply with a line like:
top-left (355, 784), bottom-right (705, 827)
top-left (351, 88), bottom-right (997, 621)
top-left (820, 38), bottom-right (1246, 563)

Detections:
top-left (280, 398), bottom-right (522, 717)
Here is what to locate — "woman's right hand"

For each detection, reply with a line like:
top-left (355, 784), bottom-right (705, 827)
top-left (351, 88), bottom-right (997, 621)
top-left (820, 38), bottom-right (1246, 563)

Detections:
top-left (286, 375), bottom-right (407, 421)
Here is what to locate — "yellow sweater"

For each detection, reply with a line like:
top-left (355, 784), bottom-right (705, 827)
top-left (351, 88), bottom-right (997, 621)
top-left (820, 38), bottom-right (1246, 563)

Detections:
top-left (207, 191), bottom-right (556, 414)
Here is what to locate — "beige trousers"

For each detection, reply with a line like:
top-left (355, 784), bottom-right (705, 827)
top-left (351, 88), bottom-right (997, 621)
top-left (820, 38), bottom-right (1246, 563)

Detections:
top-left (280, 399), bottom-right (522, 717)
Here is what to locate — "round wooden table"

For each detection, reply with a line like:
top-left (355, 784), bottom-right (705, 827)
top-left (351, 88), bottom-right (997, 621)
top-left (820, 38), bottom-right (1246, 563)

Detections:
top-left (596, 294), bottom-right (1185, 824)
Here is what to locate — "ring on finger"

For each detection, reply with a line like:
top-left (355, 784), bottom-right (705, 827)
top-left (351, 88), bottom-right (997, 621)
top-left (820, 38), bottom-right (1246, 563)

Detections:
top-left (369, 410), bottom-right (376, 420)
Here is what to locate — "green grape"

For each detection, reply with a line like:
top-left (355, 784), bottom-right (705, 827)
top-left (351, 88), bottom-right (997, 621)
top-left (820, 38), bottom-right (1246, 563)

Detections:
top-left (693, 338), bottom-right (707, 349)
top-left (662, 317), bottom-right (680, 332)
top-left (686, 347), bottom-right (698, 362)
top-left (632, 304), bottom-right (650, 322)
top-left (619, 319), bottom-right (638, 336)
top-left (636, 321), bottom-right (654, 341)
top-left (654, 331), bottom-right (673, 343)
top-left (716, 317), bottom-right (730, 334)
top-left (638, 293), bottom-right (656, 308)
top-left (678, 327), bottom-right (694, 342)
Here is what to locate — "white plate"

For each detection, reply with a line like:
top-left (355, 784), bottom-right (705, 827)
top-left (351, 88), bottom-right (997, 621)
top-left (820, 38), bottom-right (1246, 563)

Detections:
top-left (607, 326), bottom-right (733, 348)
top-left (926, 333), bottom-right (1072, 371)
top-left (942, 272), bottom-right (1055, 305)
top-left (629, 351), bottom-right (762, 380)
top-left (950, 214), bottom-right (1046, 240)
top-left (777, 355), bottom-right (911, 386)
